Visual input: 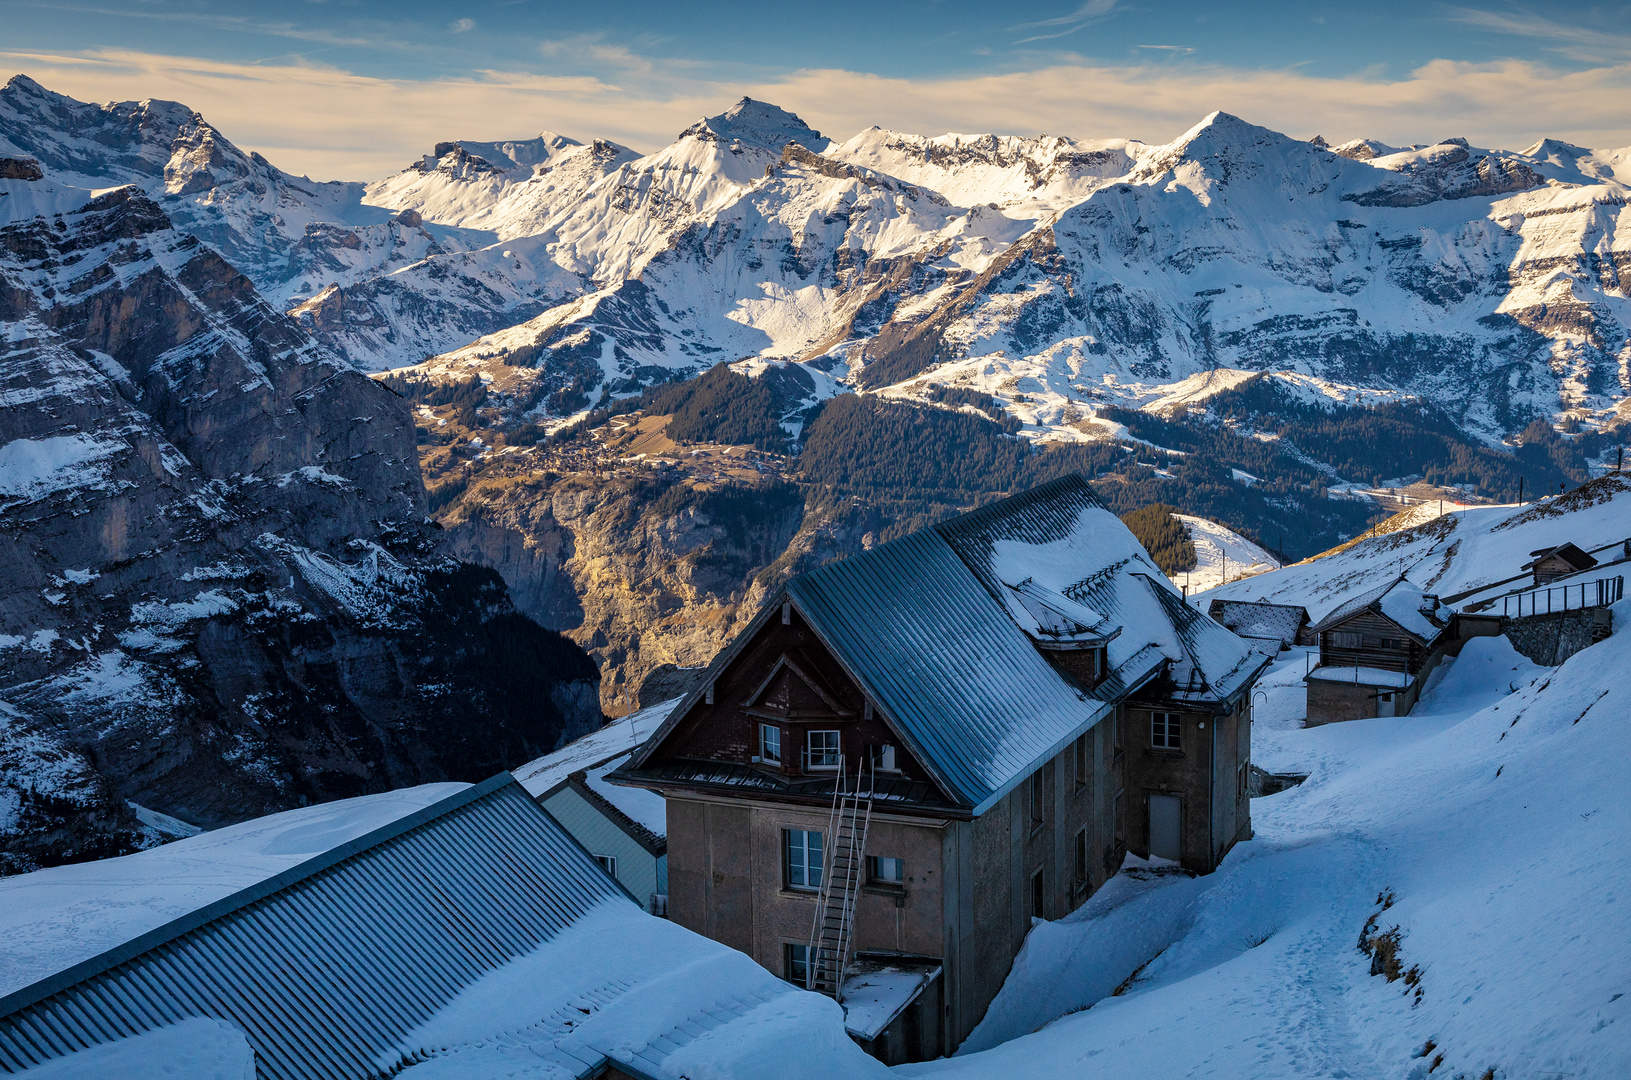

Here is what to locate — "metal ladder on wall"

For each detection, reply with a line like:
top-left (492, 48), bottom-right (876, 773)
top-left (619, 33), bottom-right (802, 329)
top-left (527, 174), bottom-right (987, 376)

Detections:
top-left (808, 757), bottom-right (873, 1000)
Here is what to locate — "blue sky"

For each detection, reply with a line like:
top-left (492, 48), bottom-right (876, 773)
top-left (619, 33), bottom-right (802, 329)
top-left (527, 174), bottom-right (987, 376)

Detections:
top-left (3, 1), bottom-right (1628, 178)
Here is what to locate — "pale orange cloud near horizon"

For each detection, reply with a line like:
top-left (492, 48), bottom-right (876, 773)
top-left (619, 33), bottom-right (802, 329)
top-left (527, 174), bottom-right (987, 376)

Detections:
top-left (5, 47), bottom-right (1629, 182)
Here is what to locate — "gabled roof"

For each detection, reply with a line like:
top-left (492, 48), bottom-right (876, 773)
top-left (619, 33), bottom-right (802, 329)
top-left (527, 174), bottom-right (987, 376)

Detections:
top-left (1207, 598), bottom-right (1309, 647)
top-left (1523, 542), bottom-right (1598, 572)
top-left (0, 777), bottom-right (628, 1078)
top-left (0, 775), bottom-right (880, 1080)
top-left (939, 475), bottom-right (1267, 708)
top-left (514, 697), bottom-right (681, 799)
top-left (629, 474), bottom-right (1265, 817)
top-left (1309, 576), bottom-right (1448, 643)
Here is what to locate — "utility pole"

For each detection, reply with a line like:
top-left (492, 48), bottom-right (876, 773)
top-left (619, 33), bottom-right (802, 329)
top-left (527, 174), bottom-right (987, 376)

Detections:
top-left (1518, 476), bottom-right (1524, 504)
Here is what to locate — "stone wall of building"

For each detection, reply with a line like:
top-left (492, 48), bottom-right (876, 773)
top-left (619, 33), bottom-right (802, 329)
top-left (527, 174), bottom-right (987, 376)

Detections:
top-left (1502, 608), bottom-right (1612, 666)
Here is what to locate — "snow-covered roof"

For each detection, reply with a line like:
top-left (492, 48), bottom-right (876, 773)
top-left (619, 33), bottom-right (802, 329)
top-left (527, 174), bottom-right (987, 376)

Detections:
top-left (634, 476), bottom-right (1263, 816)
top-left (1207, 599), bottom-right (1308, 648)
top-left (1306, 664), bottom-right (1414, 688)
top-left (0, 783), bottom-right (467, 998)
top-left (1309, 577), bottom-right (1448, 643)
top-left (0, 776), bottom-right (884, 1080)
top-left (513, 696), bottom-right (680, 798)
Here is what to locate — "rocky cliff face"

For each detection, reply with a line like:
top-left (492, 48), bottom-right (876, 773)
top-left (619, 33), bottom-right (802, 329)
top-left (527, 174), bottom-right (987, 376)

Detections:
top-left (431, 434), bottom-right (876, 711)
top-left (0, 181), bottom-right (600, 871)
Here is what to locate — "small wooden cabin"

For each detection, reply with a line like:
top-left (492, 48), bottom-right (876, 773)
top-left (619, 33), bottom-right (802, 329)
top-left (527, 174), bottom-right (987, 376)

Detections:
top-left (1523, 543), bottom-right (1598, 586)
top-left (1305, 578), bottom-right (1451, 723)
top-left (611, 476), bottom-right (1269, 1062)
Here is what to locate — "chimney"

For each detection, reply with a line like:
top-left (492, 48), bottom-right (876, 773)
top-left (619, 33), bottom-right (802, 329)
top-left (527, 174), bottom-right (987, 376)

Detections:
top-left (1419, 594), bottom-right (1439, 614)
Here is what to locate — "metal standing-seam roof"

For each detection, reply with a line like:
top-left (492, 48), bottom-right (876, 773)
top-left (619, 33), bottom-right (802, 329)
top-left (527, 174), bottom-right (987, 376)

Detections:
top-left (0, 775), bottom-right (630, 1080)
top-left (785, 528), bottom-right (1124, 815)
top-left (623, 474), bottom-right (1263, 818)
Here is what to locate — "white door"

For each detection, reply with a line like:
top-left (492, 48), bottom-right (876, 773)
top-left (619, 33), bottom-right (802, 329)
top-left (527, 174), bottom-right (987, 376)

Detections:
top-left (1377, 691), bottom-right (1396, 718)
top-left (1149, 794), bottom-right (1182, 862)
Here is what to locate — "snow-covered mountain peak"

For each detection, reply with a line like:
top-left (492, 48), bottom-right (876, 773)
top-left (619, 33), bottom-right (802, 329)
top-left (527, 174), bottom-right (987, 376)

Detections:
top-left (1329, 137), bottom-right (1407, 161)
top-left (679, 97), bottom-right (826, 153)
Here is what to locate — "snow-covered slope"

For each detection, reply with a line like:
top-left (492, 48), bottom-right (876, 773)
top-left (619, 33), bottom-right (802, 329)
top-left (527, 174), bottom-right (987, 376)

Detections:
top-left (11, 76), bottom-right (1631, 444)
top-left (1200, 474), bottom-right (1631, 623)
top-left (1173, 513), bottom-right (1281, 593)
top-left (912, 622), bottom-right (1628, 1079)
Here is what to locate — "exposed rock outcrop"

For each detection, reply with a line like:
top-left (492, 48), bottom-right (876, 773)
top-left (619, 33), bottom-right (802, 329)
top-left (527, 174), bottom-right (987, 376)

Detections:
top-left (0, 186), bottom-right (600, 871)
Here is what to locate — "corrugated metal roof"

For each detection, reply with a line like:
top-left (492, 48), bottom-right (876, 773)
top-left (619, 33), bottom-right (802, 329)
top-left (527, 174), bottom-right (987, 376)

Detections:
top-left (626, 473), bottom-right (1261, 818)
top-left (787, 528), bottom-right (1116, 815)
top-left (0, 775), bottom-right (629, 1080)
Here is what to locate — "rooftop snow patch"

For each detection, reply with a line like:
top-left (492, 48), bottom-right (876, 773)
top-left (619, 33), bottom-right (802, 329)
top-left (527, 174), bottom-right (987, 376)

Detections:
top-left (0, 783), bottom-right (466, 997)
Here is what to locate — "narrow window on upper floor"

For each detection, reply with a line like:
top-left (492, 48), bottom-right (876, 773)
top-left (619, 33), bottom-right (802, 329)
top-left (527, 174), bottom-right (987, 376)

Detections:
top-left (1151, 711), bottom-right (1182, 750)
top-left (806, 730), bottom-right (840, 770)
top-left (1074, 827), bottom-right (1089, 892)
top-left (759, 723), bottom-right (782, 765)
top-left (1073, 733), bottom-right (1089, 790)
top-left (784, 828), bottom-right (823, 891)
top-left (1032, 867), bottom-right (1046, 920)
top-left (1028, 771), bottom-right (1044, 828)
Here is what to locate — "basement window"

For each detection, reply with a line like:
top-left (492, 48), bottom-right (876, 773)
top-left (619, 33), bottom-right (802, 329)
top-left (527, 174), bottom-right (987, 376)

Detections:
top-left (785, 943), bottom-right (812, 988)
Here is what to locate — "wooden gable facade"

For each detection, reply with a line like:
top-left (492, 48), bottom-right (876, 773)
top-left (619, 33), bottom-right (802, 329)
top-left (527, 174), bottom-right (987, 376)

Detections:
top-left (651, 602), bottom-right (948, 810)
top-left (1318, 607), bottom-right (1434, 675)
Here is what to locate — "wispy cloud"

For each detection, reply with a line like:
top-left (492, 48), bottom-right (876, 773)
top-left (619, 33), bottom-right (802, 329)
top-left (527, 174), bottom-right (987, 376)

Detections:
top-left (1134, 45), bottom-right (1196, 54)
top-left (4, 47), bottom-right (1629, 180)
top-left (1448, 6), bottom-right (1631, 64)
top-left (449, 18), bottom-right (475, 35)
top-left (1011, 0), bottom-right (1123, 44)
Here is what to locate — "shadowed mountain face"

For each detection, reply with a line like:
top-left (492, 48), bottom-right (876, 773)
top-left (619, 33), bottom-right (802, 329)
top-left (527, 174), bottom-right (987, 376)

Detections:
top-left (0, 185), bottom-right (600, 872)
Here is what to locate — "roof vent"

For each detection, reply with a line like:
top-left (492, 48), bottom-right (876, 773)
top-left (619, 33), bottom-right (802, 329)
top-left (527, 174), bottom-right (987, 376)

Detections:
top-left (1419, 594), bottom-right (1439, 614)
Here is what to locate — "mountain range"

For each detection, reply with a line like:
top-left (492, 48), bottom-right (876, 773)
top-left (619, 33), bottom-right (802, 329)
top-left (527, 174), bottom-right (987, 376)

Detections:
top-left (4, 73), bottom-right (1630, 800)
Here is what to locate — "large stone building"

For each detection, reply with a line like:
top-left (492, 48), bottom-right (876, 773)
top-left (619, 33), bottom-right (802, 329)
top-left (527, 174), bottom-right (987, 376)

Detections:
top-left (611, 476), bottom-right (1268, 1062)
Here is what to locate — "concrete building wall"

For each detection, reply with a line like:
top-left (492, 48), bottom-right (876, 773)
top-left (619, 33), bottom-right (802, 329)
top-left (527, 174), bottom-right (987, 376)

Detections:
top-left (665, 794), bottom-right (947, 986)
top-left (541, 786), bottom-right (662, 906)
top-left (1121, 696), bottom-right (1251, 875)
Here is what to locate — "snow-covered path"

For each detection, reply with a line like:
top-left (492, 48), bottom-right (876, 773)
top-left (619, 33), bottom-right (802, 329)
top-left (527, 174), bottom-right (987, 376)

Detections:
top-left (904, 624), bottom-right (1631, 1080)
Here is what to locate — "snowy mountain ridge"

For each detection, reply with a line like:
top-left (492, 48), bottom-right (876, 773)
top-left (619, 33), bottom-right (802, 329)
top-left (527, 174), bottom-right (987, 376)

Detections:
top-left (8, 76), bottom-right (1629, 448)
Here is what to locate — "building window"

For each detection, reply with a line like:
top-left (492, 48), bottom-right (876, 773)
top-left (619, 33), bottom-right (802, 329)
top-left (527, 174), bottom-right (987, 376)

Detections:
top-left (785, 943), bottom-right (811, 987)
top-left (1073, 733), bottom-right (1089, 790)
top-left (869, 743), bottom-right (898, 772)
top-left (807, 730), bottom-right (840, 770)
top-left (759, 724), bottom-right (782, 765)
top-left (1113, 712), bottom-right (1123, 758)
top-left (592, 854), bottom-right (617, 877)
top-left (784, 828), bottom-right (823, 891)
top-left (1151, 712), bottom-right (1182, 750)
top-left (868, 855), bottom-right (904, 884)
top-left (1031, 867), bottom-right (1046, 920)
top-left (1113, 787), bottom-right (1124, 844)
top-left (1074, 827), bottom-right (1089, 891)
top-left (1329, 631), bottom-right (1362, 649)
top-left (1028, 771), bottom-right (1044, 827)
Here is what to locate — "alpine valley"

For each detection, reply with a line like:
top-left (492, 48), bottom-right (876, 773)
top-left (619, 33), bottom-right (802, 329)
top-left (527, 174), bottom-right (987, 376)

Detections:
top-left (4, 75), bottom-right (1631, 853)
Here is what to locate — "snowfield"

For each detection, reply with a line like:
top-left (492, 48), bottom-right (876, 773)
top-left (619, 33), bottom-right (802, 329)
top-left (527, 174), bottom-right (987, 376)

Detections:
top-left (906, 625), bottom-right (1628, 1080)
top-left (1173, 514), bottom-right (1281, 595)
